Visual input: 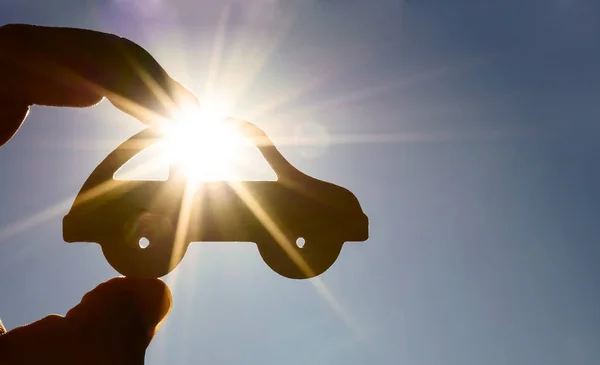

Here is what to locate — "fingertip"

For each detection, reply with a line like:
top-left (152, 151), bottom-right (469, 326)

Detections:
top-left (128, 277), bottom-right (173, 330)
top-left (171, 82), bottom-right (199, 108)
top-left (66, 277), bottom-right (172, 336)
top-left (0, 101), bottom-right (29, 147)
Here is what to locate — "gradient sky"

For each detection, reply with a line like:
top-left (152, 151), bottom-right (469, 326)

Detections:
top-left (1, 1), bottom-right (600, 364)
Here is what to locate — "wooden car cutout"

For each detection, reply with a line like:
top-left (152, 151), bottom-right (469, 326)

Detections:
top-left (63, 119), bottom-right (369, 279)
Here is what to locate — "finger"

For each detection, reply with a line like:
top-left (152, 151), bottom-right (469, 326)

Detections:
top-left (0, 98), bottom-right (29, 146)
top-left (66, 277), bottom-right (173, 342)
top-left (0, 277), bottom-right (172, 365)
top-left (0, 24), bottom-right (198, 144)
top-left (0, 23), bottom-right (199, 116)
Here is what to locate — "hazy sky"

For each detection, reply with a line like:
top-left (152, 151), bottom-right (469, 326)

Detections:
top-left (1, 1), bottom-right (599, 364)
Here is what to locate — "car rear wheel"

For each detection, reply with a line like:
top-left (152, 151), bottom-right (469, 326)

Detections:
top-left (257, 234), bottom-right (344, 279)
top-left (100, 212), bottom-right (187, 278)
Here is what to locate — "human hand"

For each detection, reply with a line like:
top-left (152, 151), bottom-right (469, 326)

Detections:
top-left (0, 277), bottom-right (172, 364)
top-left (0, 23), bottom-right (191, 363)
top-left (0, 23), bottom-right (198, 146)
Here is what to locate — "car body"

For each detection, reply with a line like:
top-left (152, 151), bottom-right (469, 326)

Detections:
top-left (63, 119), bottom-right (369, 279)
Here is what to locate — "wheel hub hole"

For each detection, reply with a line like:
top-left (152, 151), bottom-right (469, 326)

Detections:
top-left (296, 237), bottom-right (306, 248)
top-left (139, 237), bottom-right (150, 249)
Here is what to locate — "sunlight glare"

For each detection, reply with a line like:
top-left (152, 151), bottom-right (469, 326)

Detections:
top-left (165, 104), bottom-right (246, 181)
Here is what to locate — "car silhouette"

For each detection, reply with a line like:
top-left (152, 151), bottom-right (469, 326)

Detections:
top-left (63, 119), bottom-right (369, 279)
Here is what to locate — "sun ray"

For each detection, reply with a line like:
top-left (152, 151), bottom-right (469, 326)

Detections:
top-left (161, 111), bottom-right (248, 181)
top-left (18, 52), bottom-right (177, 126)
top-left (194, 1), bottom-right (309, 127)
top-left (227, 180), bottom-right (315, 277)
top-left (310, 277), bottom-right (363, 335)
top-left (264, 57), bottom-right (486, 123)
top-left (202, 4), bottom-right (232, 102)
top-left (0, 150), bottom-right (164, 243)
top-left (0, 199), bottom-right (73, 243)
top-left (117, 50), bottom-right (191, 117)
top-left (243, 75), bottom-right (329, 121)
top-left (74, 149), bottom-right (167, 202)
top-left (212, 4), bottom-right (298, 110)
top-left (271, 127), bottom-right (535, 147)
top-left (15, 32), bottom-right (201, 131)
top-left (225, 179), bottom-right (360, 332)
top-left (168, 180), bottom-right (199, 281)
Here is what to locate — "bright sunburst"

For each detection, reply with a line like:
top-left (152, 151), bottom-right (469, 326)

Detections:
top-left (164, 103), bottom-right (245, 181)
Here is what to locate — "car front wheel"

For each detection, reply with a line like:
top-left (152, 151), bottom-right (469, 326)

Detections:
top-left (257, 234), bottom-right (344, 279)
top-left (100, 212), bottom-right (187, 278)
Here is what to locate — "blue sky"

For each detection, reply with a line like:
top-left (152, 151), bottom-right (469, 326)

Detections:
top-left (1, 0), bottom-right (600, 364)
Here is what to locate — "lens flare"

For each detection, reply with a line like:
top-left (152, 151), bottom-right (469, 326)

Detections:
top-left (164, 104), bottom-right (244, 181)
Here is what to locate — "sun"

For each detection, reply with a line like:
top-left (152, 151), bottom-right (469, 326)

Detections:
top-left (163, 104), bottom-right (245, 181)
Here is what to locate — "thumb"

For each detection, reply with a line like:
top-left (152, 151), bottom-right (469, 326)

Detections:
top-left (0, 277), bottom-right (172, 365)
top-left (66, 277), bottom-right (173, 356)
top-left (0, 98), bottom-right (29, 147)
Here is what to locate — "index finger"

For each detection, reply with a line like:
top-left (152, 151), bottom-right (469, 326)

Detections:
top-left (0, 24), bottom-right (197, 130)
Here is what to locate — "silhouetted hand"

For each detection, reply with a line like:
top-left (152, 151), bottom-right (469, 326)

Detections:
top-left (0, 23), bottom-right (198, 146)
top-left (0, 23), bottom-right (192, 363)
top-left (0, 277), bottom-right (172, 364)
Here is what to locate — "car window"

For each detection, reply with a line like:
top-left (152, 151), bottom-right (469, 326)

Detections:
top-left (113, 139), bottom-right (277, 181)
top-left (227, 137), bottom-right (278, 181)
top-left (114, 143), bottom-right (170, 181)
